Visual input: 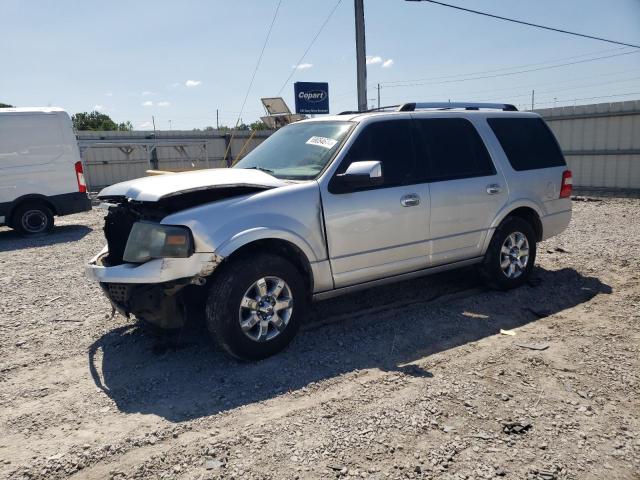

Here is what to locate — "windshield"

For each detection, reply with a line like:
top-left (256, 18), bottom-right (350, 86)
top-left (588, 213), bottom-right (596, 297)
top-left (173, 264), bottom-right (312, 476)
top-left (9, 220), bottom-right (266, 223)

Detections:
top-left (234, 121), bottom-right (353, 180)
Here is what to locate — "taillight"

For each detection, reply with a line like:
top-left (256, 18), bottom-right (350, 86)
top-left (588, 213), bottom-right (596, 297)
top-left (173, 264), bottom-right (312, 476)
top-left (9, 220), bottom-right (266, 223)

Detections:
top-left (75, 161), bottom-right (87, 193)
top-left (560, 169), bottom-right (572, 198)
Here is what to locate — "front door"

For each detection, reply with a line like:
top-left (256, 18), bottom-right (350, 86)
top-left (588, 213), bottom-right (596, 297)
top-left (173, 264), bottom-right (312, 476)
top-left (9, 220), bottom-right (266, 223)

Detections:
top-left (321, 119), bottom-right (430, 288)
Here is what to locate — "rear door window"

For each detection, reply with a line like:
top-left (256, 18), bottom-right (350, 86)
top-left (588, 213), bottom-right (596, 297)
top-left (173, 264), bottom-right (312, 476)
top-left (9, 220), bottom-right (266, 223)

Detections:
top-left (488, 117), bottom-right (566, 171)
top-left (414, 118), bottom-right (495, 181)
top-left (335, 119), bottom-right (417, 188)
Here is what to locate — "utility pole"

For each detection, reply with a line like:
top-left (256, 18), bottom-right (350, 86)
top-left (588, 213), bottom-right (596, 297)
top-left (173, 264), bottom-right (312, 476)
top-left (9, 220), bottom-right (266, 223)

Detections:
top-left (531, 90), bottom-right (535, 111)
top-left (216, 109), bottom-right (219, 129)
top-left (377, 83), bottom-right (380, 109)
top-left (354, 0), bottom-right (367, 112)
top-left (168, 119), bottom-right (172, 131)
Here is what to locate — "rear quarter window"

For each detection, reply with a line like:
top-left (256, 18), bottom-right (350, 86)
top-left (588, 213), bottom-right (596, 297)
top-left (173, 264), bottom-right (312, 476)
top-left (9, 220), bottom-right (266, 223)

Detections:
top-left (488, 117), bottom-right (566, 171)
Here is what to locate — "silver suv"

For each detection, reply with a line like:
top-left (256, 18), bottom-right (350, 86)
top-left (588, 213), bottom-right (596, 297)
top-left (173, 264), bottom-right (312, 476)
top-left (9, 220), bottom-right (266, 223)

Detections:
top-left (87, 102), bottom-right (572, 360)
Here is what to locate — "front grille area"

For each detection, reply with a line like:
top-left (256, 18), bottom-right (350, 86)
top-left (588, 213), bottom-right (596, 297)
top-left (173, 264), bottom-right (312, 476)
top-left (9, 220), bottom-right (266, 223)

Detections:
top-left (106, 283), bottom-right (132, 305)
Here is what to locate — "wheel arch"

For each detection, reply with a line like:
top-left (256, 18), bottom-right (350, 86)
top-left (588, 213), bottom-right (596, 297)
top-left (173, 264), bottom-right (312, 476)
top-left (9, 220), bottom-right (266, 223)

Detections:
top-left (215, 234), bottom-right (315, 294)
top-left (483, 202), bottom-right (543, 254)
top-left (8, 194), bottom-right (58, 227)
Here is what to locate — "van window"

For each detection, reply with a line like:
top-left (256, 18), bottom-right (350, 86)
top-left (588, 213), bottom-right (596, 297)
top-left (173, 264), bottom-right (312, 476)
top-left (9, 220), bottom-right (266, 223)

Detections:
top-left (337, 119), bottom-right (416, 188)
top-left (415, 118), bottom-right (495, 181)
top-left (488, 117), bottom-right (566, 171)
top-left (0, 114), bottom-right (64, 167)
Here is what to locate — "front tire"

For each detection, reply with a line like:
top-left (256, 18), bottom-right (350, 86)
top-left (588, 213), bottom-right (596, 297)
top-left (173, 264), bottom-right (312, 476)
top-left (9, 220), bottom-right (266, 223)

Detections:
top-left (12, 202), bottom-right (54, 236)
top-left (481, 216), bottom-right (537, 290)
top-left (205, 254), bottom-right (307, 360)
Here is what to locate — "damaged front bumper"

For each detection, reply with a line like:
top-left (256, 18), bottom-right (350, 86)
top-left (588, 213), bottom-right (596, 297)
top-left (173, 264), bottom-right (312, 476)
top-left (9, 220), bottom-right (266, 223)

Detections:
top-left (86, 246), bottom-right (223, 284)
top-left (86, 247), bottom-right (223, 328)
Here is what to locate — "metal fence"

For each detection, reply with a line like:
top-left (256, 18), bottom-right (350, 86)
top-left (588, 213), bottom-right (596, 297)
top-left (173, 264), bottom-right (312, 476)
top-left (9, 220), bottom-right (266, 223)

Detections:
top-left (77, 129), bottom-right (273, 190)
top-left (536, 100), bottom-right (640, 191)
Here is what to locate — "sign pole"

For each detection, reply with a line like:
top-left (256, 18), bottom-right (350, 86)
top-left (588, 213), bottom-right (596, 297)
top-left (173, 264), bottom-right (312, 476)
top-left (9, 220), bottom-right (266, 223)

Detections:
top-left (354, 0), bottom-right (367, 112)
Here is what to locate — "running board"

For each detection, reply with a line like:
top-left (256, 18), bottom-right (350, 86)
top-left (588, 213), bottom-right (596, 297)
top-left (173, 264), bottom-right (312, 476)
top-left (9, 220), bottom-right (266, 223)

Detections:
top-left (312, 257), bottom-right (483, 301)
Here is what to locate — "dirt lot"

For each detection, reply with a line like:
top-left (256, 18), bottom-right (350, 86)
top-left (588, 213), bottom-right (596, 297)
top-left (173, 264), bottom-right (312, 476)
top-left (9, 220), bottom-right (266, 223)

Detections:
top-left (0, 198), bottom-right (638, 480)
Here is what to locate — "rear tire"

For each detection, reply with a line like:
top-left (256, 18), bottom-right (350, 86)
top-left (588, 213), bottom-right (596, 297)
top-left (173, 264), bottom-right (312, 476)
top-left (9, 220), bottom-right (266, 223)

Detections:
top-left (205, 253), bottom-right (308, 360)
top-left (12, 202), bottom-right (54, 236)
top-left (480, 216), bottom-right (537, 290)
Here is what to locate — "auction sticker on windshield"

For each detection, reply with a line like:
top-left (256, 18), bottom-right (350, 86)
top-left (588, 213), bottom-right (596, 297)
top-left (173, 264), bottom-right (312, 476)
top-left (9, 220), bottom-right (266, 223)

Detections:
top-left (306, 136), bottom-right (338, 149)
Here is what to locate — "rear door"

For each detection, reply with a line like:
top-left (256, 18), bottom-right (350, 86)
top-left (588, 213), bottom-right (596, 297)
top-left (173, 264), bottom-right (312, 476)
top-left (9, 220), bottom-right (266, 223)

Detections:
top-left (414, 116), bottom-right (508, 265)
top-left (321, 118), bottom-right (430, 288)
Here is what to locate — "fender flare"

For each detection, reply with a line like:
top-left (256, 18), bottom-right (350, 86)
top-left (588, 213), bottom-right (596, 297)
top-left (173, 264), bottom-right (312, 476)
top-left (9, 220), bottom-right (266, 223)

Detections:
top-left (215, 227), bottom-right (320, 265)
top-left (481, 199), bottom-right (545, 253)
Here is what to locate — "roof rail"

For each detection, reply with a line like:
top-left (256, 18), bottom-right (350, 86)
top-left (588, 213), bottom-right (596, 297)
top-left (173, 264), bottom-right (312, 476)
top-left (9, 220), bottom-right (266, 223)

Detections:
top-left (338, 105), bottom-right (400, 115)
top-left (398, 102), bottom-right (518, 112)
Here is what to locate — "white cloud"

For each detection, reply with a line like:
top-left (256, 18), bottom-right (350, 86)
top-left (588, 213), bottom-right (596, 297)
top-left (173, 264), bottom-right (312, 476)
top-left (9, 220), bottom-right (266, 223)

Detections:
top-left (105, 92), bottom-right (113, 97)
top-left (170, 82), bottom-right (181, 88)
top-left (93, 105), bottom-right (105, 111)
top-left (366, 55), bottom-right (382, 65)
top-left (382, 59), bottom-right (394, 68)
top-left (293, 63), bottom-right (313, 70)
top-left (142, 101), bottom-right (153, 107)
top-left (141, 91), bottom-right (154, 96)
top-left (157, 101), bottom-right (171, 107)
top-left (185, 80), bottom-right (202, 87)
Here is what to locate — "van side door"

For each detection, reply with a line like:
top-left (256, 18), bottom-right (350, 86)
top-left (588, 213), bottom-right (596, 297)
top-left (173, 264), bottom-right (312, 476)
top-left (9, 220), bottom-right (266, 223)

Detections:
top-left (414, 117), bottom-right (508, 265)
top-left (320, 118), bottom-right (430, 288)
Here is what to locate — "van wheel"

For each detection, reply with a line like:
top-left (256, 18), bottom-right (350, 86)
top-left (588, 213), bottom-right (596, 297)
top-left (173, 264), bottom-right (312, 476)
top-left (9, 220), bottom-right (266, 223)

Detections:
top-left (481, 216), bottom-right (537, 290)
top-left (205, 254), bottom-right (307, 360)
top-left (12, 202), bottom-right (55, 236)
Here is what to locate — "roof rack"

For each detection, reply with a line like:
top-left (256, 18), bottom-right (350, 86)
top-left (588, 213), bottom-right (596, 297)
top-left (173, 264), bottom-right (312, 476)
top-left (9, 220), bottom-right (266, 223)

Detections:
top-left (338, 105), bottom-right (400, 115)
top-left (398, 102), bottom-right (517, 112)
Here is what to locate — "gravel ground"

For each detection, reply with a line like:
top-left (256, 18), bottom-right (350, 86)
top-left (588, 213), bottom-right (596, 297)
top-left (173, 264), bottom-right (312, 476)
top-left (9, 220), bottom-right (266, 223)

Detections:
top-left (0, 198), bottom-right (638, 480)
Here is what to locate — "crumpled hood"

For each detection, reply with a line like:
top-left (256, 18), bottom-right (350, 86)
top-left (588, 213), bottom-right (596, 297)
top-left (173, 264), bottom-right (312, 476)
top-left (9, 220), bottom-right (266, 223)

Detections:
top-left (97, 168), bottom-right (286, 202)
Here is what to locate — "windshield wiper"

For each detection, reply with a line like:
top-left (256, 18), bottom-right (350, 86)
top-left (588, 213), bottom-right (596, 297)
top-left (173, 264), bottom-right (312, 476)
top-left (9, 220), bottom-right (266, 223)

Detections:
top-left (244, 166), bottom-right (275, 175)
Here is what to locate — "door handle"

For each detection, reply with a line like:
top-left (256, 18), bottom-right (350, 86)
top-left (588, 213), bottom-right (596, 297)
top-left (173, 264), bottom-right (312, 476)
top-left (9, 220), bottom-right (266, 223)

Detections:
top-left (400, 194), bottom-right (420, 207)
top-left (486, 184), bottom-right (502, 195)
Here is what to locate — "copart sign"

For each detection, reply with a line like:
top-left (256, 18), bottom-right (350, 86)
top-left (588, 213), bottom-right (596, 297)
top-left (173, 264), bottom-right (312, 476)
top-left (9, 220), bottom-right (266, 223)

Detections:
top-left (294, 82), bottom-right (329, 114)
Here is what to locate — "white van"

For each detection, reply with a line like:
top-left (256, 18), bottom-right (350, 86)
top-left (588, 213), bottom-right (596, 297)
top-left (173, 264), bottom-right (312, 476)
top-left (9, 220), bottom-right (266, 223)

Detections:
top-left (0, 107), bottom-right (92, 235)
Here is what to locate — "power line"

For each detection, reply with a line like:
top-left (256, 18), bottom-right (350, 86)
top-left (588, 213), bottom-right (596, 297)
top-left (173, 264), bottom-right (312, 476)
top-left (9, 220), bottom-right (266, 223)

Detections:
top-left (381, 50), bottom-right (640, 89)
top-left (381, 46), bottom-right (633, 86)
top-left (233, 0), bottom-right (282, 127)
top-left (533, 91), bottom-right (640, 107)
top-left (223, 0), bottom-right (282, 162)
top-left (331, 47), bottom-right (637, 99)
top-left (424, 69), bottom-right (640, 101)
top-left (276, 0), bottom-right (343, 96)
top-left (407, 0), bottom-right (640, 49)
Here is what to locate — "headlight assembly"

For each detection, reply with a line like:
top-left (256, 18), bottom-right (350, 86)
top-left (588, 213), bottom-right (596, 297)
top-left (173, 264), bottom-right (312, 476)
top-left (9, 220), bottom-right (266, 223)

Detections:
top-left (123, 222), bottom-right (194, 263)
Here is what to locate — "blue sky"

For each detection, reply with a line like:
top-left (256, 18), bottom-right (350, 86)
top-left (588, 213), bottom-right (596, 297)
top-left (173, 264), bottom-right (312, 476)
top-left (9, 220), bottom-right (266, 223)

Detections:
top-left (2, 0), bottom-right (639, 130)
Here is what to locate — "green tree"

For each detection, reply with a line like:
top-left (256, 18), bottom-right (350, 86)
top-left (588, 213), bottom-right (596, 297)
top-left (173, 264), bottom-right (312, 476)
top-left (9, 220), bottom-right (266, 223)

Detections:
top-left (0, 102), bottom-right (13, 108)
top-left (249, 120), bottom-right (269, 131)
top-left (72, 111), bottom-right (133, 131)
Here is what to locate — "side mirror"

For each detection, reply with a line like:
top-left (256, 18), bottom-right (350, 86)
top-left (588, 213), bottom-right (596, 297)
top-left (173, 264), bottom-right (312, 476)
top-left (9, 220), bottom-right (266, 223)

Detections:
top-left (335, 161), bottom-right (383, 189)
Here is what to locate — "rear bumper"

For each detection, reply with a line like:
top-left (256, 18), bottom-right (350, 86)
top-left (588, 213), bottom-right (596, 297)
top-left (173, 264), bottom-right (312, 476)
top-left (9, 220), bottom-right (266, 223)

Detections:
top-left (53, 191), bottom-right (92, 216)
top-left (541, 208), bottom-right (572, 241)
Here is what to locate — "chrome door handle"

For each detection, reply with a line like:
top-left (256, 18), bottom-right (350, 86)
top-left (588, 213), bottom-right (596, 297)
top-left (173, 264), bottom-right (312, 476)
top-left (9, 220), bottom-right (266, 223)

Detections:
top-left (486, 184), bottom-right (502, 195)
top-left (400, 194), bottom-right (420, 207)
